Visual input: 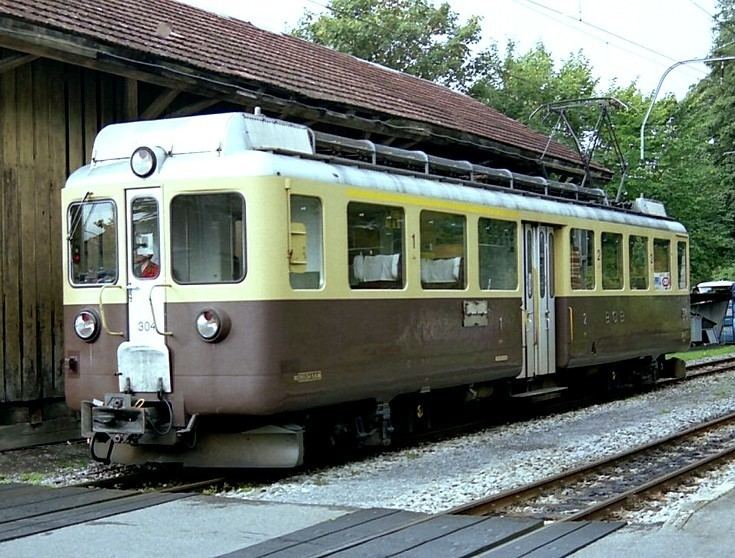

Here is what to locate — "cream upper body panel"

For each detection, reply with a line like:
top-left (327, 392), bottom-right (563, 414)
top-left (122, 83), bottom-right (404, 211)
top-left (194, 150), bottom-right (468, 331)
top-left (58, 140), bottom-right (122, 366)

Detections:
top-left (63, 113), bottom-right (687, 305)
top-left (67, 146), bottom-right (686, 234)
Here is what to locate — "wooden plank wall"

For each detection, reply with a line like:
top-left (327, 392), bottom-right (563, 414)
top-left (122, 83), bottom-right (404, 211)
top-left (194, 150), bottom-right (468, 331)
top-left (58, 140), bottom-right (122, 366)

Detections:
top-left (0, 59), bottom-right (122, 405)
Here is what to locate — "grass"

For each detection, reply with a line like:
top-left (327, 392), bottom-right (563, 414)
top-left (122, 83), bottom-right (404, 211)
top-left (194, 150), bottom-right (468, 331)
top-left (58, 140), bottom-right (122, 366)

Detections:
top-left (18, 472), bottom-right (47, 484)
top-left (669, 344), bottom-right (735, 362)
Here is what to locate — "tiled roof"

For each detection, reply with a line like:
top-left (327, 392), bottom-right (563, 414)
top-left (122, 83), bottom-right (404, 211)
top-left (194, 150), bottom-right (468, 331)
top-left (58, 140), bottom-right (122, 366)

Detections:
top-left (0, 0), bottom-right (587, 168)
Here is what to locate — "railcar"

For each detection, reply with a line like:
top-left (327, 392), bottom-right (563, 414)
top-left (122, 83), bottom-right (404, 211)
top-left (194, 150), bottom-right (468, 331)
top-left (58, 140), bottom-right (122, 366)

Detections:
top-left (62, 112), bottom-right (690, 467)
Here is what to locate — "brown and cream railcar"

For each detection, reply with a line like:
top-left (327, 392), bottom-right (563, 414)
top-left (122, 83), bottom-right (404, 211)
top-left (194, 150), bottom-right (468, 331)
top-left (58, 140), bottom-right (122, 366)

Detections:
top-left (62, 113), bottom-right (690, 467)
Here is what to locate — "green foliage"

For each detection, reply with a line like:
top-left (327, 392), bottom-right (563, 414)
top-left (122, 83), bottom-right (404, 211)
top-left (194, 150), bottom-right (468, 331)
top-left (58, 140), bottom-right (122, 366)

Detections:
top-left (292, 0), bottom-right (482, 90)
top-left (597, 83), bottom-right (733, 283)
top-left (470, 42), bottom-right (598, 131)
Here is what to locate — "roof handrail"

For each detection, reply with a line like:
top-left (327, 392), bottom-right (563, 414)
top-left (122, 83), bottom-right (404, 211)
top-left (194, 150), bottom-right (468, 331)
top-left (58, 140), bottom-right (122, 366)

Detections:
top-left (312, 130), bottom-right (607, 204)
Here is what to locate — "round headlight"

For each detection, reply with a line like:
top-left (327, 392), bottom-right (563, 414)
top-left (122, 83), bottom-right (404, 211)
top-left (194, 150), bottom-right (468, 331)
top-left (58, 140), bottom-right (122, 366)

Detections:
top-left (74, 310), bottom-right (99, 342)
top-left (195, 308), bottom-right (230, 342)
top-left (130, 146), bottom-right (157, 178)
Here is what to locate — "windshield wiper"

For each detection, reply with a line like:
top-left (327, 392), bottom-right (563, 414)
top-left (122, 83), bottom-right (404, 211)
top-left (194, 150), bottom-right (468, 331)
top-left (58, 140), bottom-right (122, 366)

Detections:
top-left (67, 191), bottom-right (94, 242)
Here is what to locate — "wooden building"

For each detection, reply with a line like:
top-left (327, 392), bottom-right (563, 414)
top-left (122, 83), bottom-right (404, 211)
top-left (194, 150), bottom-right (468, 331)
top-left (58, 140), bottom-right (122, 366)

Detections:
top-left (0, 0), bottom-right (599, 448)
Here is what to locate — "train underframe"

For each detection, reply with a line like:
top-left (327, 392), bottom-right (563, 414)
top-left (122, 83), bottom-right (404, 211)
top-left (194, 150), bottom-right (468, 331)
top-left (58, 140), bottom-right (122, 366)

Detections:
top-left (82, 354), bottom-right (686, 468)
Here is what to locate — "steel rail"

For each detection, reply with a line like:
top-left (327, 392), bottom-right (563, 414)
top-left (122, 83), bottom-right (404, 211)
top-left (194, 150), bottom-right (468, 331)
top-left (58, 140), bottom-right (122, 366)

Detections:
top-left (158, 477), bottom-right (226, 493)
top-left (686, 355), bottom-right (735, 377)
top-left (563, 443), bottom-right (735, 521)
top-left (72, 472), bottom-right (226, 493)
top-left (447, 409), bottom-right (735, 516)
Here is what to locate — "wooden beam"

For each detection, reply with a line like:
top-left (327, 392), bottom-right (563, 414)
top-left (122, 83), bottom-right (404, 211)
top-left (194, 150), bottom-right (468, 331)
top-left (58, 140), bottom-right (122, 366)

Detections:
top-left (141, 88), bottom-right (180, 120)
top-left (124, 78), bottom-right (138, 121)
top-left (167, 97), bottom-right (219, 118)
top-left (0, 53), bottom-right (37, 74)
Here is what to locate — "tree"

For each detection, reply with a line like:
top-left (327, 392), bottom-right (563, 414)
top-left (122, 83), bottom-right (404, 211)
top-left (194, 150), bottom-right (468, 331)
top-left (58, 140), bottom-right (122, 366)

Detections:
top-left (699, 0), bottom-right (735, 273)
top-left (470, 42), bottom-right (609, 164)
top-left (470, 42), bottom-right (598, 129)
top-left (291, 0), bottom-right (482, 90)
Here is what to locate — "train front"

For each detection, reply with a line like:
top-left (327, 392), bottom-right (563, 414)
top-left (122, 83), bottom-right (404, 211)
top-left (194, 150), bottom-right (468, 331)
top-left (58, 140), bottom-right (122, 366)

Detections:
top-left (62, 114), bottom-right (306, 468)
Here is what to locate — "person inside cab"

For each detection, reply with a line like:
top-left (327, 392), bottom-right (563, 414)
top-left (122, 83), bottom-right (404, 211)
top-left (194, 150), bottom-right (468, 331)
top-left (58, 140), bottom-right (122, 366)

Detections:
top-left (135, 245), bottom-right (160, 279)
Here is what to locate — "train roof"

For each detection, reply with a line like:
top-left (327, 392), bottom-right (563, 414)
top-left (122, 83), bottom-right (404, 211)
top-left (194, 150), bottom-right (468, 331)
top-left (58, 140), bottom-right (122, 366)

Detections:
top-left (69, 113), bottom-right (687, 235)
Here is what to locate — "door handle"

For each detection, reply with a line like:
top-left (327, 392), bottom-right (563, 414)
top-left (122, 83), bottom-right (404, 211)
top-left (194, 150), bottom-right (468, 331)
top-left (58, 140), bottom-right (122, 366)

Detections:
top-left (98, 285), bottom-right (125, 336)
top-left (148, 284), bottom-right (173, 336)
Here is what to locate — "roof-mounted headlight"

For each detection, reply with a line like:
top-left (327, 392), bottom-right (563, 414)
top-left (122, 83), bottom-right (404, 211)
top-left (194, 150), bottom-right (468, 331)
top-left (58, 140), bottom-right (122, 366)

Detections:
top-left (74, 309), bottom-right (100, 342)
top-left (130, 146), bottom-right (157, 178)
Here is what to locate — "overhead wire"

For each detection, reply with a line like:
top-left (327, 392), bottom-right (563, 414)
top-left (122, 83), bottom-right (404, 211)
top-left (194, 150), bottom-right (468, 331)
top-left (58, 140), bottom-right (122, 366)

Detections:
top-left (687, 0), bottom-right (715, 19)
top-left (513, 0), bottom-right (708, 81)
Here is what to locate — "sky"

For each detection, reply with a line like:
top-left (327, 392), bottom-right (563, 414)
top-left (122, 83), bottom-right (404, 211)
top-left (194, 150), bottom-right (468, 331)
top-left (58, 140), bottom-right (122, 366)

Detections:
top-left (179, 0), bottom-right (719, 99)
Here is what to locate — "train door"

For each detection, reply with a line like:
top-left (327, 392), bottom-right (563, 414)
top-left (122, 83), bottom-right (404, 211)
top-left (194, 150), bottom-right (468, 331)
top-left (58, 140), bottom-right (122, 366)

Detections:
top-left (522, 223), bottom-right (556, 377)
top-left (116, 186), bottom-right (172, 393)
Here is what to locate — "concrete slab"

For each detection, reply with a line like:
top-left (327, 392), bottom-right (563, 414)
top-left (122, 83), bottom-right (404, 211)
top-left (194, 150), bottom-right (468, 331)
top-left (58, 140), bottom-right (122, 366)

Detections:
top-left (572, 487), bottom-right (735, 557)
top-left (0, 495), bottom-right (352, 558)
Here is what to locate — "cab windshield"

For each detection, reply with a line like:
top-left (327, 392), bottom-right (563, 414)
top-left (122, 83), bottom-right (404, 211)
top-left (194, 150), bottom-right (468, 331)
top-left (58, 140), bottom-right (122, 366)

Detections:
top-left (68, 200), bottom-right (118, 285)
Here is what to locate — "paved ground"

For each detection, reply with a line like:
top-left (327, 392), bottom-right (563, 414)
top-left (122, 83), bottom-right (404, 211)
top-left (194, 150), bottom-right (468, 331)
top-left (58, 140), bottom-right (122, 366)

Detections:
top-left (574, 486), bottom-right (735, 557)
top-left (0, 495), bottom-right (351, 558)
top-left (2, 485), bottom-right (735, 557)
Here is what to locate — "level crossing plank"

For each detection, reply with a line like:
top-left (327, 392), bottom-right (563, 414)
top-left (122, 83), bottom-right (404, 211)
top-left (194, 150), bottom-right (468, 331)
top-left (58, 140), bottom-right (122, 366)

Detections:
top-left (394, 516), bottom-right (543, 558)
top-left (0, 483), bottom-right (38, 495)
top-left (475, 522), bottom-right (581, 558)
top-left (0, 486), bottom-right (135, 523)
top-left (219, 509), bottom-right (426, 558)
top-left (521, 521), bottom-right (625, 558)
top-left (328, 514), bottom-right (513, 558)
top-left (475, 521), bottom-right (624, 558)
top-left (0, 491), bottom-right (190, 542)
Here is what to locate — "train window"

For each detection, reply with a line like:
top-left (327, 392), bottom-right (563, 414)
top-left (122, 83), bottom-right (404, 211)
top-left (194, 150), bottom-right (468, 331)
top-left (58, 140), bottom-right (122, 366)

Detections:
top-left (131, 197), bottom-right (160, 280)
top-left (629, 235), bottom-right (649, 290)
top-left (68, 200), bottom-right (117, 285)
top-left (601, 232), bottom-right (623, 290)
top-left (170, 193), bottom-right (245, 284)
top-left (570, 228), bottom-right (595, 290)
top-left (654, 239), bottom-right (672, 290)
top-left (478, 218), bottom-right (517, 290)
top-left (420, 211), bottom-right (465, 289)
top-left (348, 202), bottom-right (404, 289)
top-left (677, 241), bottom-right (688, 290)
top-left (289, 195), bottom-right (323, 289)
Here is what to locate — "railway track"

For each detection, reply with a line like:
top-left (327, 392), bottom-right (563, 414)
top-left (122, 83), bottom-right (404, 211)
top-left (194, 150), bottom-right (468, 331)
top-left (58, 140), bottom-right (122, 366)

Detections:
top-left (72, 470), bottom-right (228, 493)
top-left (448, 408), bottom-right (735, 521)
top-left (684, 354), bottom-right (735, 378)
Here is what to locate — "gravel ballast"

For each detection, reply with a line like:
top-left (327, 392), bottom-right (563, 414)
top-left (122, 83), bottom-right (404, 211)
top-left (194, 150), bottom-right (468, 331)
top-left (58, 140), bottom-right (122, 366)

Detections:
top-left (221, 368), bottom-right (735, 522)
top-left (3, 358), bottom-right (735, 526)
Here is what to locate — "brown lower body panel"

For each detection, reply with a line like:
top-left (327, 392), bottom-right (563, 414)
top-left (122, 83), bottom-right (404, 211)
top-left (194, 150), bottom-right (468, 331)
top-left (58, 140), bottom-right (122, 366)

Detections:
top-left (65, 297), bottom-right (523, 417)
top-left (555, 294), bottom-right (690, 368)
